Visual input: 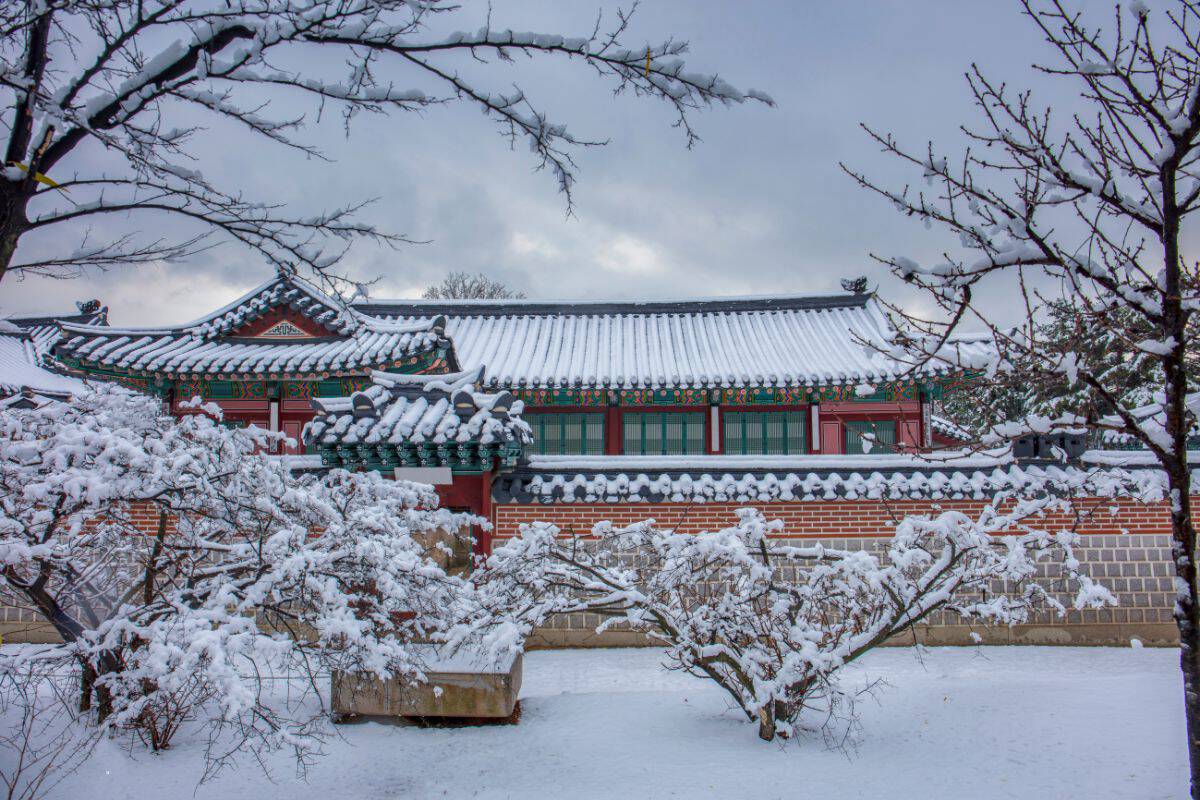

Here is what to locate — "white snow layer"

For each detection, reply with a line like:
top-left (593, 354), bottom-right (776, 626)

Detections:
top-left (370, 295), bottom-right (994, 390)
top-left (509, 453), bottom-right (1174, 503)
top-left (0, 329), bottom-right (88, 397)
top-left (18, 646), bottom-right (1184, 800)
top-left (307, 368), bottom-right (531, 446)
top-left (54, 276), bottom-right (446, 378)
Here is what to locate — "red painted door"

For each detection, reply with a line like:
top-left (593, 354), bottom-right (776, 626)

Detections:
top-left (282, 420), bottom-right (304, 454)
top-left (820, 421), bottom-right (843, 454)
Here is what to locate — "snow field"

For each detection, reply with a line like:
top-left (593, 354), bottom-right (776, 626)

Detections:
top-left (23, 645), bottom-right (1185, 800)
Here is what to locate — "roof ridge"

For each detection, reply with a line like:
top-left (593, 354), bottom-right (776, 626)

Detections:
top-left (355, 292), bottom-right (873, 318)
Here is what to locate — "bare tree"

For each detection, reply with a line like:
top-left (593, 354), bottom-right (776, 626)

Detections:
top-left (0, 659), bottom-right (97, 800)
top-left (423, 271), bottom-right (525, 300)
top-left (842, 0), bottom-right (1200, 791)
top-left (0, 2), bottom-right (770, 289)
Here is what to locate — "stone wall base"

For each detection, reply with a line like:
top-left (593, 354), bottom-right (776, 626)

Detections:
top-left (4, 618), bottom-right (1179, 650)
top-left (0, 620), bottom-right (61, 645)
top-left (526, 621), bottom-right (1180, 650)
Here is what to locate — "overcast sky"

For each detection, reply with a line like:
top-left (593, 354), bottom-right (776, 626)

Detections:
top-left (0, 1), bottom-right (1154, 326)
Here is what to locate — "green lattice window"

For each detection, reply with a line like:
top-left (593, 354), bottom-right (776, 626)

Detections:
top-left (526, 412), bottom-right (606, 455)
top-left (723, 411), bottom-right (807, 455)
top-left (622, 412), bottom-right (705, 455)
top-left (844, 420), bottom-right (898, 454)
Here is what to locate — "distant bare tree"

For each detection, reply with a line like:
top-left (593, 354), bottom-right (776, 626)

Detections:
top-left (0, 661), bottom-right (97, 800)
top-left (843, 0), bottom-right (1200, 792)
top-left (422, 271), bottom-right (525, 300)
top-left (0, 2), bottom-right (771, 289)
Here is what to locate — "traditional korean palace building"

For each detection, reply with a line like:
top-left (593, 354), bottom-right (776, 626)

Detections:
top-left (3, 273), bottom-right (1186, 646)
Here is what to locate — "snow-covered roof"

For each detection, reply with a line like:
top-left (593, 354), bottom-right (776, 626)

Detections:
top-left (930, 415), bottom-right (972, 443)
top-left (54, 276), bottom-right (450, 380)
top-left (361, 293), bottom-right (988, 390)
top-left (493, 451), bottom-right (1173, 504)
top-left (306, 367), bottom-right (532, 447)
top-left (0, 326), bottom-right (91, 399)
top-left (8, 300), bottom-right (108, 359)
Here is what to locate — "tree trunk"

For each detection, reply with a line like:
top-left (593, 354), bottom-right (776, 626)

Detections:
top-left (1159, 152), bottom-right (1198, 799)
top-left (91, 650), bottom-right (119, 723)
top-left (79, 662), bottom-right (95, 712)
top-left (0, 193), bottom-right (27, 283)
top-left (0, 3), bottom-right (55, 285)
top-left (1166, 465), bottom-right (1200, 798)
top-left (756, 704), bottom-right (776, 741)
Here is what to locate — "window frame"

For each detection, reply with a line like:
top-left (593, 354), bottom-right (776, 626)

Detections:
top-left (721, 409), bottom-right (809, 455)
top-left (843, 419), bottom-right (899, 455)
top-left (523, 410), bottom-right (607, 456)
top-left (621, 409), bottom-right (707, 456)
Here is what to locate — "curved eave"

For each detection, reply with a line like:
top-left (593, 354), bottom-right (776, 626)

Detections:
top-left (57, 349), bottom-right (448, 383)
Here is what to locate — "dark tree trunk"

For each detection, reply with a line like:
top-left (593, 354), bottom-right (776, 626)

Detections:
top-left (1158, 178), bottom-right (1199, 798)
top-left (756, 703), bottom-right (776, 741)
top-left (1165, 439), bottom-right (1199, 799)
top-left (79, 662), bottom-right (95, 712)
top-left (0, 3), bottom-right (55, 283)
top-left (0, 206), bottom-right (26, 282)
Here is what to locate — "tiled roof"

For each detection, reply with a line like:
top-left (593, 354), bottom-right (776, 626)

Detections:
top-left (10, 302), bottom-right (108, 359)
top-left (53, 277), bottom-right (449, 380)
top-left (930, 415), bottom-right (972, 442)
top-left (0, 324), bottom-right (90, 398)
top-left (306, 367), bottom-right (532, 447)
top-left (492, 452), bottom-right (1168, 504)
top-left (360, 293), bottom-right (989, 390)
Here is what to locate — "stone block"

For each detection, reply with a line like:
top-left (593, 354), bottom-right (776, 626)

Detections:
top-left (331, 648), bottom-right (522, 720)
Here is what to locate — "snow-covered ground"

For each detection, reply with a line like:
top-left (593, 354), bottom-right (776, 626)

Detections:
top-left (18, 646), bottom-right (1187, 800)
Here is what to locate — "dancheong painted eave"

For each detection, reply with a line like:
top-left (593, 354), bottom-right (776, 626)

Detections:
top-left (305, 367), bottom-right (532, 472)
top-left (356, 291), bottom-right (992, 391)
top-left (50, 276), bottom-right (452, 381)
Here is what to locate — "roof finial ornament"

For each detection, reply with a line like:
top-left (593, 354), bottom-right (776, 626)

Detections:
top-left (75, 299), bottom-right (101, 315)
top-left (840, 276), bottom-right (870, 294)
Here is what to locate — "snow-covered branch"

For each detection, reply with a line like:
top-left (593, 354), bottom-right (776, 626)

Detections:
top-left (475, 499), bottom-right (1126, 741)
top-left (0, 1), bottom-right (769, 283)
top-left (0, 385), bottom-right (487, 774)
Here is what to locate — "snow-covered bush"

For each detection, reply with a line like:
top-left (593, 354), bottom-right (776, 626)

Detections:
top-left (477, 500), bottom-right (1119, 741)
top-left (0, 385), bottom-right (480, 767)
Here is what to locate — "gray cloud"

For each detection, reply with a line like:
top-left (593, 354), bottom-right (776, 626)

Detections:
top-left (0, 0), bottom-right (1171, 328)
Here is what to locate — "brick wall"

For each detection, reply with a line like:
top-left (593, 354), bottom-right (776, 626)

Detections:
top-left (1, 501), bottom-right (168, 642)
top-left (495, 497), bottom-right (1184, 648)
top-left (2, 497), bottom-right (1185, 648)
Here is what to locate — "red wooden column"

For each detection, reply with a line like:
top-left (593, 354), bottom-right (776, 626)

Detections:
top-left (707, 402), bottom-right (721, 454)
top-left (435, 470), bottom-right (493, 556)
top-left (605, 402), bottom-right (622, 455)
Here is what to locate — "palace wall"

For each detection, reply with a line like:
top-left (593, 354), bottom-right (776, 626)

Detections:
top-left (1, 497), bottom-right (1184, 649)
top-left (492, 497), bottom-right (1183, 648)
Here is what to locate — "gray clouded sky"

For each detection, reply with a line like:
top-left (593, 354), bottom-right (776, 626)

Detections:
top-left (0, 1), bottom-right (1151, 326)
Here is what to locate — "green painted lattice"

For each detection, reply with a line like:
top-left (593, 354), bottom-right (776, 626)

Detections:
top-left (723, 411), bottom-right (807, 455)
top-left (844, 420), bottom-right (898, 454)
top-left (526, 412), bottom-right (605, 455)
top-left (622, 411), bottom-right (705, 455)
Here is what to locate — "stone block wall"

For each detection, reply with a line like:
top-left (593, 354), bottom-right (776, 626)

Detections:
top-left (497, 499), bottom-right (1182, 648)
top-left (1, 497), bottom-right (1184, 649)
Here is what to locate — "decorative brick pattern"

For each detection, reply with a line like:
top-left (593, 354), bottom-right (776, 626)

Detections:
top-left (499, 498), bottom-right (1186, 648)
top-left (1, 498), bottom-right (1186, 647)
top-left (495, 498), bottom-right (1174, 539)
